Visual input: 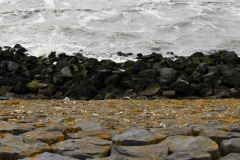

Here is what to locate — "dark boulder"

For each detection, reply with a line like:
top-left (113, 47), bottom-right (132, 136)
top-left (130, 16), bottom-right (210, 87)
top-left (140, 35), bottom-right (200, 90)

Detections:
top-left (53, 72), bottom-right (63, 85)
top-left (224, 51), bottom-right (239, 64)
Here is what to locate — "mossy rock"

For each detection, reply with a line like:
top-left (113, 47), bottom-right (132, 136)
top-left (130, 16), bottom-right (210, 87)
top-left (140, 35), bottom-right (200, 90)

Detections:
top-left (105, 93), bottom-right (117, 99)
top-left (188, 52), bottom-right (205, 64)
top-left (26, 80), bottom-right (48, 90)
top-left (141, 84), bottom-right (161, 96)
top-left (104, 74), bottom-right (120, 87)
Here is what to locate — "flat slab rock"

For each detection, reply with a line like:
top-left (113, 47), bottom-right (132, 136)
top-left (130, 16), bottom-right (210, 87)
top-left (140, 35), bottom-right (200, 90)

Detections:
top-left (165, 151), bottom-right (211, 160)
top-left (219, 153), bottom-right (240, 160)
top-left (161, 135), bottom-right (221, 159)
top-left (0, 134), bottom-right (50, 160)
top-left (111, 129), bottom-right (165, 146)
top-left (110, 143), bottom-right (168, 159)
top-left (220, 138), bottom-right (240, 156)
top-left (51, 137), bottom-right (112, 159)
top-left (21, 152), bottom-right (78, 160)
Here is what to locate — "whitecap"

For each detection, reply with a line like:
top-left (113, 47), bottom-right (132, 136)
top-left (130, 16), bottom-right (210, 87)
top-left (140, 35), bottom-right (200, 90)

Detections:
top-left (28, 13), bottom-right (46, 24)
top-left (43, 0), bottom-right (55, 8)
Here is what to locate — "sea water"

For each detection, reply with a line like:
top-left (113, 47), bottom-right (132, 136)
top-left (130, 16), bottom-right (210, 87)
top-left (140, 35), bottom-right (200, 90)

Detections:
top-left (0, 0), bottom-right (240, 62)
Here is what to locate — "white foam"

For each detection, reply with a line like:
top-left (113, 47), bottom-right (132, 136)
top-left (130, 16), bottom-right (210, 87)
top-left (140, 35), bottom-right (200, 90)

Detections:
top-left (28, 14), bottom-right (46, 24)
top-left (43, 0), bottom-right (55, 8)
top-left (0, 0), bottom-right (5, 3)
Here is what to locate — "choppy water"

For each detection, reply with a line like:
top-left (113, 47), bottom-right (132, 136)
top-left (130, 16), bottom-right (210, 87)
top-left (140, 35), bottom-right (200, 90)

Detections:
top-left (0, 0), bottom-right (240, 61)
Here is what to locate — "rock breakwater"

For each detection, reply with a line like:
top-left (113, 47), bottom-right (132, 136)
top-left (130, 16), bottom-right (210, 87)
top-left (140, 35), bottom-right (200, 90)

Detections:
top-left (1, 45), bottom-right (240, 100)
top-left (0, 99), bottom-right (240, 160)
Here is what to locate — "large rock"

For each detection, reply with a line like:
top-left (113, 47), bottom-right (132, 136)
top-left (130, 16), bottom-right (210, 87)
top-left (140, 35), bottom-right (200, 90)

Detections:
top-left (171, 79), bottom-right (189, 95)
top-left (218, 153), bottom-right (240, 160)
top-left (198, 129), bottom-right (240, 146)
top-left (61, 66), bottom-right (73, 78)
top-left (0, 135), bottom-right (50, 160)
top-left (220, 138), bottom-right (240, 156)
top-left (0, 121), bottom-right (35, 135)
top-left (7, 61), bottom-right (19, 72)
top-left (20, 130), bottom-right (65, 145)
top-left (22, 152), bottom-right (78, 160)
top-left (141, 84), bottom-right (161, 96)
top-left (111, 129), bottom-right (163, 146)
top-left (110, 142), bottom-right (168, 159)
top-left (26, 80), bottom-right (48, 90)
top-left (137, 69), bottom-right (156, 79)
top-left (224, 51), bottom-right (239, 64)
top-left (161, 135), bottom-right (220, 159)
top-left (165, 151), bottom-right (211, 160)
top-left (66, 129), bottom-right (119, 140)
top-left (157, 68), bottom-right (178, 85)
top-left (51, 137), bottom-right (112, 159)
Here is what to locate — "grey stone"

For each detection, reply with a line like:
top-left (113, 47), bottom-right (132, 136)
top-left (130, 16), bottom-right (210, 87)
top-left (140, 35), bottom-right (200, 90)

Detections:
top-left (0, 135), bottom-right (50, 160)
top-left (72, 121), bottom-right (106, 131)
top-left (165, 151), bottom-right (211, 160)
top-left (20, 130), bottom-right (65, 145)
top-left (51, 137), bottom-right (112, 159)
top-left (161, 135), bottom-right (220, 159)
top-left (22, 152), bottom-right (78, 160)
top-left (219, 153), bottom-right (240, 160)
top-left (86, 156), bottom-right (128, 160)
top-left (111, 129), bottom-right (162, 146)
top-left (110, 143), bottom-right (168, 159)
top-left (66, 129), bottom-right (119, 140)
top-left (0, 121), bottom-right (35, 135)
top-left (7, 61), bottom-right (19, 72)
top-left (220, 138), bottom-right (240, 156)
top-left (198, 129), bottom-right (240, 145)
top-left (61, 66), bottom-right (73, 78)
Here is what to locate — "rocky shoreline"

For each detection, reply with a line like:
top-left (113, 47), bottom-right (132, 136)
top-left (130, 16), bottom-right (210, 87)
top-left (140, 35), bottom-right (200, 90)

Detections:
top-left (1, 44), bottom-right (240, 100)
top-left (0, 99), bottom-right (240, 160)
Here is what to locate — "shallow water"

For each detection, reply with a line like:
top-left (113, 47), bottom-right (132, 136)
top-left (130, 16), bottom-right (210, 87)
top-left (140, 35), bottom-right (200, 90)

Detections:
top-left (0, 0), bottom-right (240, 61)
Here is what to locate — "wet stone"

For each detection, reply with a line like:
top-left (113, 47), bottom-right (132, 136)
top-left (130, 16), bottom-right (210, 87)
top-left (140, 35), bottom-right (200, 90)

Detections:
top-left (21, 152), bottom-right (78, 160)
top-left (0, 135), bottom-right (50, 160)
top-left (110, 142), bottom-right (168, 159)
top-left (165, 151), bottom-right (211, 160)
top-left (51, 137), bottom-right (112, 159)
top-left (111, 129), bottom-right (162, 146)
top-left (220, 138), bottom-right (240, 156)
top-left (161, 135), bottom-right (221, 159)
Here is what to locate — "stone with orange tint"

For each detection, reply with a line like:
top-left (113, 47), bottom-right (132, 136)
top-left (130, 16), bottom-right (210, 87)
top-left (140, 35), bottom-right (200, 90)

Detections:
top-left (21, 152), bottom-right (78, 160)
top-left (161, 135), bottom-right (220, 159)
top-left (110, 142), bottom-right (168, 159)
top-left (165, 151), bottom-right (211, 160)
top-left (112, 128), bottom-right (162, 146)
top-left (0, 121), bottom-right (35, 135)
top-left (66, 129), bottom-right (119, 140)
top-left (198, 129), bottom-right (240, 146)
top-left (0, 136), bottom-right (50, 160)
top-left (51, 137), bottom-right (112, 159)
top-left (20, 130), bottom-right (65, 145)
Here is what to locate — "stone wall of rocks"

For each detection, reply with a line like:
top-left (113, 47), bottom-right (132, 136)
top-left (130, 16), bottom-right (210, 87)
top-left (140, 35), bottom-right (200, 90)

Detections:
top-left (1, 44), bottom-right (240, 100)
